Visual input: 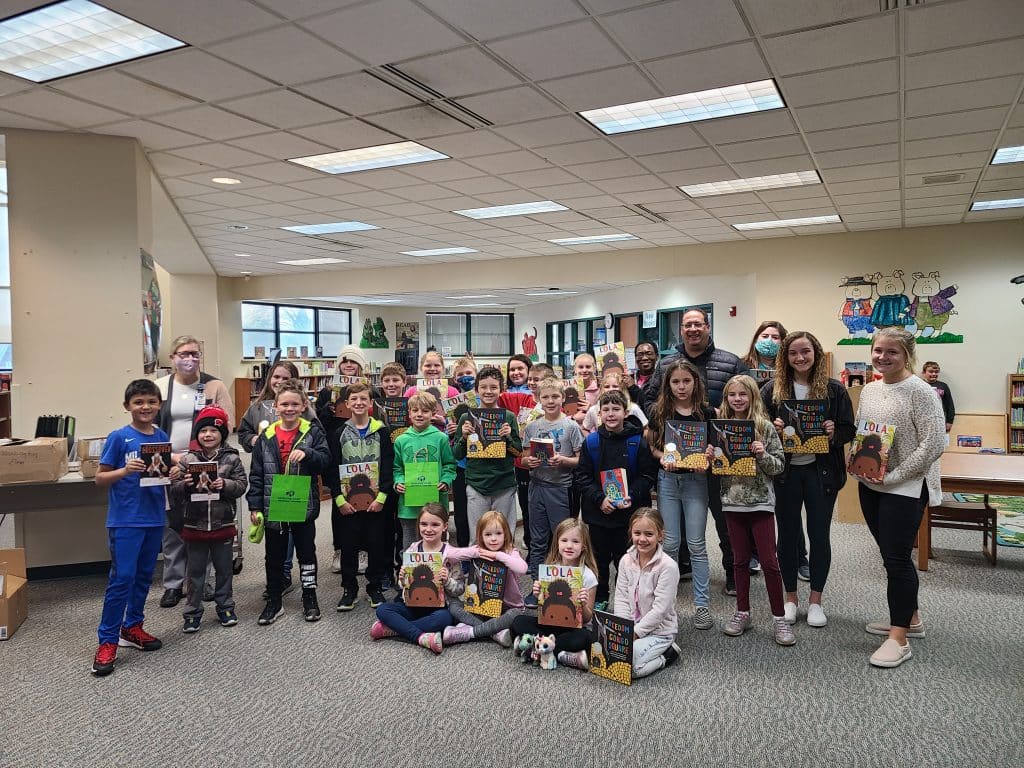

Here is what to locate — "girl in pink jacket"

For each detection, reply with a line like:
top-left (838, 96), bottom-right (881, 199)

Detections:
top-left (612, 508), bottom-right (682, 677)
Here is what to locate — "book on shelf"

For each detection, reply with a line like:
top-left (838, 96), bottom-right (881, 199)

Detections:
top-left (286, 347), bottom-right (297, 359)
top-left (529, 438), bottom-right (555, 466)
top-left (600, 467), bottom-right (629, 506)
top-left (382, 397), bottom-right (410, 441)
top-left (139, 442), bottom-right (172, 487)
top-left (339, 462), bottom-right (379, 511)
top-left (847, 420), bottom-right (895, 481)
top-left (709, 420), bottom-right (756, 476)
top-left (188, 461), bottom-right (219, 502)
top-left (401, 550), bottom-right (445, 608)
top-left (316, 346), bottom-right (323, 358)
top-left (463, 559), bottom-right (507, 618)
top-left (466, 408), bottom-right (507, 459)
top-left (254, 346), bottom-right (266, 359)
top-left (664, 420), bottom-right (708, 470)
top-left (778, 399), bottom-right (830, 454)
top-left (300, 346), bottom-right (309, 358)
top-left (590, 611), bottom-right (634, 686)
top-left (538, 563), bottom-right (584, 629)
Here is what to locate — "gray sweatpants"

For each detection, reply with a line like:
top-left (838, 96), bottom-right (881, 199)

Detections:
top-left (527, 482), bottom-right (572, 578)
top-left (183, 537), bottom-right (235, 618)
top-left (161, 523), bottom-right (187, 590)
top-left (466, 485), bottom-right (517, 537)
top-left (448, 600), bottom-right (524, 639)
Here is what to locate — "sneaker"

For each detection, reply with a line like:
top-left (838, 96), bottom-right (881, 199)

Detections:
top-left (442, 623), bottom-right (475, 645)
top-left (865, 619), bottom-right (926, 638)
top-left (663, 642), bottom-right (682, 668)
top-left (870, 638), bottom-right (912, 668)
top-left (723, 610), bottom-right (751, 637)
top-left (159, 587), bottom-right (182, 608)
top-left (370, 620), bottom-right (398, 640)
top-left (797, 563), bottom-right (811, 582)
top-left (807, 603), bottom-right (827, 628)
top-left (302, 590), bottom-right (321, 622)
top-left (217, 608), bottom-right (238, 627)
top-left (493, 629), bottom-right (513, 648)
top-left (556, 650), bottom-right (589, 670)
top-left (693, 606), bottom-right (713, 630)
top-left (723, 581), bottom-right (737, 597)
top-left (783, 601), bottom-right (798, 625)
top-left (119, 623), bottom-right (162, 651)
top-left (336, 589), bottom-right (357, 612)
top-left (523, 594), bottom-right (538, 609)
top-left (679, 567), bottom-right (693, 581)
top-left (773, 617), bottom-right (796, 646)
top-left (281, 576), bottom-right (295, 596)
top-left (91, 642), bottom-right (118, 676)
top-left (417, 631), bottom-right (443, 655)
top-left (749, 557), bottom-right (762, 574)
top-left (367, 587), bottom-right (386, 609)
top-left (182, 615), bottom-right (201, 634)
top-left (331, 549), bottom-right (342, 573)
top-left (257, 601), bottom-right (283, 626)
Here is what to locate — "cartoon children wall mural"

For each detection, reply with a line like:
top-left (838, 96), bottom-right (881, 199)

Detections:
top-left (838, 270), bottom-right (962, 345)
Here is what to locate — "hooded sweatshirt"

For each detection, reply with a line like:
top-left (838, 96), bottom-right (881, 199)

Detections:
top-left (392, 424), bottom-right (457, 519)
top-left (575, 421), bottom-right (658, 528)
top-left (326, 416), bottom-right (394, 508)
top-left (613, 544), bottom-right (679, 638)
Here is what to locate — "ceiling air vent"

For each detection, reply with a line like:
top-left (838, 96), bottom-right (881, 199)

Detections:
top-left (621, 204), bottom-right (668, 223)
top-left (367, 65), bottom-right (494, 130)
top-left (881, 0), bottom-right (925, 9)
top-left (921, 172), bottom-right (964, 186)
top-left (302, 235), bottom-right (366, 250)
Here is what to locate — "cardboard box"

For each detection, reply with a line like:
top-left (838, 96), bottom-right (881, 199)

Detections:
top-left (0, 548), bottom-right (28, 640)
top-left (0, 437), bottom-right (69, 484)
top-left (76, 436), bottom-right (107, 479)
top-left (80, 459), bottom-right (101, 479)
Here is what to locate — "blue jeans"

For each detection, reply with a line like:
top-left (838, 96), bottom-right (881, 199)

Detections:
top-left (658, 470), bottom-right (710, 607)
top-left (376, 600), bottom-right (453, 643)
top-left (633, 634), bottom-right (675, 678)
top-left (98, 526), bottom-right (163, 644)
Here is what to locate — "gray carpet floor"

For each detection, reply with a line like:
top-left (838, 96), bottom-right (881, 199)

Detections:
top-left (2, 506), bottom-right (1022, 767)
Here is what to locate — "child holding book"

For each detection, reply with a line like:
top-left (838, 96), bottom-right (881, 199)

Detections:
top-left (372, 503), bottom-right (474, 654)
top-left (172, 406), bottom-right (248, 633)
top-left (499, 367), bottom-right (537, 554)
top-left (326, 382), bottom-right (394, 612)
top-left (448, 356), bottom-right (477, 547)
top-left (580, 369), bottom-right (648, 436)
top-left (613, 508), bottom-right (681, 677)
top-left (393, 392), bottom-right (457, 551)
top-left (404, 349), bottom-right (460, 401)
top-left (761, 331), bottom-right (855, 629)
top-left (92, 379), bottom-right (176, 676)
top-left (247, 380), bottom-right (331, 625)
top-left (645, 360), bottom-right (714, 629)
top-left (379, 362), bottom-right (409, 586)
top-left (444, 511), bottom-right (528, 647)
top-left (454, 366), bottom-right (523, 534)
top-left (510, 518), bottom-right (599, 670)
top-left (572, 353), bottom-right (600, 420)
top-left (709, 375), bottom-right (789, 645)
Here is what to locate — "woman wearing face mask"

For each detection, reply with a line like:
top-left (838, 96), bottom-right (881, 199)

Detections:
top-left (155, 335), bottom-right (235, 609)
top-left (743, 321), bottom-right (788, 373)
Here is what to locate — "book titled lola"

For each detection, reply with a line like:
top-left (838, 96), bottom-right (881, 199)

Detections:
top-left (382, 397), bottom-right (410, 442)
top-left (402, 551), bottom-right (445, 608)
top-left (594, 341), bottom-right (627, 373)
top-left (664, 421), bottom-right (708, 470)
top-left (591, 611), bottom-right (634, 686)
top-left (188, 461), bottom-right (219, 501)
top-left (139, 442), bottom-right (172, 487)
top-left (416, 378), bottom-right (448, 392)
top-left (440, 390), bottom-right (479, 423)
top-left (466, 408), bottom-right (507, 459)
top-left (600, 467), bottom-right (629, 507)
top-left (779, 399), bottom-right (830, 454)
top-left (464, 559), bottom-right (507, 618)
top-left (538, 564), bottom-right (584, 629)
top-left (331, 375), bottom-right (372, 418)
top-left (339, 462), bottom-right (379, 511)
top-left (709, 420), bottom-right (757, 476)
top-left (847, 420), bottom-right (895, 481)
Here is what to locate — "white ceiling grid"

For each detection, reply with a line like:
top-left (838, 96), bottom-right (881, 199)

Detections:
top-left (0, 0), bottom-right (1016, 287)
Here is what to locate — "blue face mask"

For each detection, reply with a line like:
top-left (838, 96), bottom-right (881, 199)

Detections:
top-left (456, 375), bottom-right (476, 392)
top-left (754, 338), bottom-right (780, 358)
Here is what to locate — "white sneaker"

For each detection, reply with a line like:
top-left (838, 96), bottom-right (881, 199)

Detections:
top-left (807, 603), bottom-right (827, 628)
top-left (331, 550), bottom-right (342, 574)
top-left (870, 638), bottom-right (912, 668)
top-left (783, 601), bottom-right (798, 624)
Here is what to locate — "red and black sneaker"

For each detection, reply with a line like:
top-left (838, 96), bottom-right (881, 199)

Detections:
top-left (119, 623), bottom-right (163, 651)
top-left (91, 642), bottom-right (118, 676)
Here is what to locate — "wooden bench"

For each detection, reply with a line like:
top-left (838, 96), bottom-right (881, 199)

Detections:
top-left (927, 496), bottom-right (997, 566)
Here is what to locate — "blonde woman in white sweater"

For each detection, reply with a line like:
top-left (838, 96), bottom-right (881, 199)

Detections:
top-left (852, 327), bottom-right (945, 669)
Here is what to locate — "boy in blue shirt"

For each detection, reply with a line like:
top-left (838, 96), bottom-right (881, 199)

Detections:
top-left (92, 380), bottom-right (177, 676)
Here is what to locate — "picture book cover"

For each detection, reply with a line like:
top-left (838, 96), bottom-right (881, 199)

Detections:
top-left (516, 406), bottom-right (539, 431)
top-left (139, 442), bottom-right (172, 487)
top-left (463, 559), bottom-right (507, 618)
top-left (591, 611), bottom-right (634, 686)
top-left (779, 399), bottom-right (830, 454)
top-left (843, 362), bottom-right (871, 388)
top-left (530, 438), bottom-right (555, 466)
top-left (538, 563), bottom-right (583, 629)
top-left (254, 346), bottom-right (266, 359)
top-left (441, 390), bottom-right (479, 424)
top-left (748, 367), bottom-right (774, 385)
top-left (382, 397), bottom-right (410, 442)
top-left (561, 378), bottom-right (586, 416)
top-left (600, 467), bottom-right (629, 507)
top-left (416, 378), bottom-right (449, 393)
top-left (708, 420), bottom-right (757, 476)
top-left (331, 374), bottom-right (372, 418)
top-left (188, 460), bottom-right (219, 501)
top-left (300, 345), bottom-right (309, 358)
top-left (594, 341), bottom-right (627, 373)
top-left (847, 420), bottom-right (896, 481)
top-left (287, 346), bottom-right (297, 359)
top-left (402, 550), bottom-right (445, 608)
top-left (664, 420), bottom-right (709, 470)
top-left (466, 408), bottom-right (507, 459)
top-left (339, 462), bottom-right (379, 511)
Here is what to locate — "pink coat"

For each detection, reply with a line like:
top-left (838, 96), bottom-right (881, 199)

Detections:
top-left (612, 544), bottom-right (679, 638)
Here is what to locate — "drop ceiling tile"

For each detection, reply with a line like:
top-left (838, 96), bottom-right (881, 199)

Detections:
top-left (210, 27), bottom-right (362, 85)
top-left (98, 120), bottom-right (203, 151)
top-left (905, 168), bottom-right (981, 187)
top-left (242, 185), bottom-right (318, 203)
top-left (502, 167), bottom-right (580, 189)
top-left (293, 119), bottom-right (402, 150)
top-left (593, 175), bottom-right (667, 194)
top-left (567, 158), bottom-right (647, 181)
top-left (817, 143), bottom-right (899, 169)
top-left (102, 0), bottom-right (280, 44)
top-left (125, 50), bottom-right (275, 102)
top-left (420, 0), bottom-right (585, 40)
top-left (528, 182), bottom-right (604, 199)
top-left (343, 169), bottom-right (421, 189)
top-left (164, 178), bottom-right (225, 197)
top-left (730, 155), bottom-right (816, 178)
top-left (154, 106), bottom-right (271, 141)
top-left (638, 147), bottom-right (722, 173)
top-left (371, 105), bottom-right (470, 138)
top-left (295, 72), bottom-right (421, 116)
top-left (904, 181), bottom-right (976, 198)
top-left (241, 202), bottom-right (315, 218)
top-left (487, 20), bottom-right (629, 81)
top-left (233, 162), bottom-right (323, 183)
top-left (402, 160), bottom-right (485, 182)
top-left (399, 47), bottom-right (522, 97)
top-left (146, 153), bottom-right (212, 177)
top-left (494, 115), bottom-right (596, 148)
top-left (254, 0), bottom-right (363, 20)
top-left (698, 111), bottom-right (797, 145)
top-left (904, 195), bottom-right (971, 210)
top-left (820, 162), bottom-right (900, 183)
top-left (286, 176), bottom-right (368, 196)
top-left (905, 38), bottom-right (1024, 89)
top-left (229, 132), bottom-right (336, 160)
top-left (905, 107), bottom-right (1011, 141)
top-left (466, 150), bottom-right (551, 173)
top-left (417, 129), bottom-right (520, 158)
top-left (0, 89), bottom-right (126, 127)
top-left (0, 108), bottom-right (61, 130)
top-left (698, 192), bottom-right (764, 208)
top-left (905, 131), bottom-right (999, 159)
top-left (609, 124), bottom-right (707, 155)
top-left (302, 0), bottom-right (468, 65)
top-left (805, 122), bottom-right (899, 153)
top-left (795, 94), bottom-right (898, 132)
top-left (171, 143), bottom-right (272, 168)
top-left (832, 190), bottom-right (901, 206)
top-left (604, 0), bottom-right (749, 60)
top-left (978, 178), bottom-right (1024, 193)
top-left (905, 0), bottom-right (1024, 54)
top-left (189, 190), bottom-right (268, 208)
top-left (778, 60), bottom-right (898, 108)
top-left (394, 184), bottom-right (465, 201)
top-left (768, 196), bottom-right (837, 212)
top-left (534, 139), bottom-right (624, 165)
top-left (218, 90), bottom-right (344, 129)
top-left (458, 85), bottom-right (564, 125)
top-left (52, 71), bottom-right (200, 116)
top-left (757, 184), bottom-right (834, 201)
top-left (717, 135), bottom-right (808, 163)
top-left (904, 153), bottom-right (991, 174)
top-left (740, 0), bottom-right (879, 35)
top-left (826, 177), bottom-right (900, 195)
top-left (664, 165), bottom-right (737, 186)
top-left (846, 219), bottom-right (901, 230)
top-left (984, 163), bottom-right (1024, 180)
top-left (644, 41), bottom-right (771, 96)
top-left (762, 14), bottom-right (896, 76)
top-left (905, 76), bottom-right (1022, 118)
top-left (539, 65), bottom-right (660, 112)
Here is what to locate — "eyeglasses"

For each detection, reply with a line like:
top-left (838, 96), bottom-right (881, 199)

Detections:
top-left (175, 351), bottom-right (201, 358)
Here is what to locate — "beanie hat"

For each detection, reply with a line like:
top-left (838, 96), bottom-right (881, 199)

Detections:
top-left (336, 344), bottom-right (368, 372)
top-left (192, 405), bottom-right (230, 442)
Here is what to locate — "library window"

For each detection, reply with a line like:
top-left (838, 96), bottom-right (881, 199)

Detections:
top-left (426, 313), bottom-right (513, 358)
top-left (241, 302), bottom-right (352, 358)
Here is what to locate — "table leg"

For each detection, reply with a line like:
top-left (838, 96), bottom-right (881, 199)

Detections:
top-left (917, 506), bottom-right (930, 571)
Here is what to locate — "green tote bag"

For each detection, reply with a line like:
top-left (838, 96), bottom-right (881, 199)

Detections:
top-left (267, 466), bottom-right (311, 523)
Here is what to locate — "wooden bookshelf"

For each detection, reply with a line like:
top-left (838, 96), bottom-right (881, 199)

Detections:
top-left (1009, 373), bottom-right (1024, 454)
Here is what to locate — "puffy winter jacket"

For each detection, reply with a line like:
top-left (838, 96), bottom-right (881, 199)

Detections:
top-left (575, 421), bottom-right (658, 529)
top-left (641, 340), bottom-right (747, 412)
top-left (325, 416), bottom-right (395, 508)
top-left (246, 418), bottom-right (330, 528)
top-left (172, 444), bottom-right (248, 531)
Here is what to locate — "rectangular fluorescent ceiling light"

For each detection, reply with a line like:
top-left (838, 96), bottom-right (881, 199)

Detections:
top-left (0, 0), bottom-right (186, 83)
top-left (281, 221), bottom-right (378, 234)
top-left (277, 258), bottom-right (348, 266)
top-left (457, 303), bottom-right (501, 307)
top-left (733, 214), bottom-right (842, 231)
top-left (401, 247), bottom-right (478, 257)
top-left (445, 295), bottom-right (496, 299)
top-left (289, 141), bottom-right (448, 174)
top-left (524, 291), bottom-right (578, 296)
top-left (580, 79), bottom-right (784, 135)
top-left (454, 201), bottom-right (567, 219)
top-left (681, 171), bottom-right (821, 197)
top-left (549, 234), bottom-right (638, 245)
top-left (992, 146), bottom-right (1024, 164)
top-left (970, 198), bottom-right (1024, 211)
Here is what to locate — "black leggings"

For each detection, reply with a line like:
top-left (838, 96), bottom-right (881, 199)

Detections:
top-left (515, 466), bottom-right (531, 549)
top-left (859, 482), bottom-right (927, 628)
top-left (510, 614), bottom-right (596, 653)
top-left (588, 523), bottom-right (629, 604)
top-left (452, 465), bottom-right (470, 548)
top-left (776, 464), bottom-right (836, 593)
